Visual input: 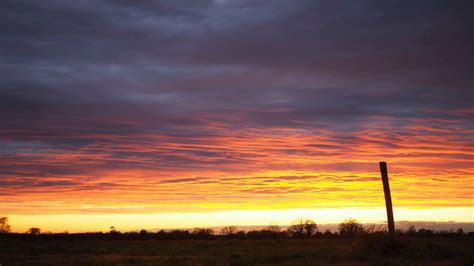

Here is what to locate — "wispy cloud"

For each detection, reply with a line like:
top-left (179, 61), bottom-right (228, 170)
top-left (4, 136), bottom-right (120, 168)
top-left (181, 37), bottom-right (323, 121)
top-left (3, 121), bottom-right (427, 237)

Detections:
top-left (0, 0), bottom-right (472, 216)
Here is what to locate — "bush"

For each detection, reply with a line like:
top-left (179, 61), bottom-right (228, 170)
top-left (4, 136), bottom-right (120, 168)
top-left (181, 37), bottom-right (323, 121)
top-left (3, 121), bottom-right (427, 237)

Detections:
top-left (288, 218), bottom-right (318, 238)
top-left (338, 218), bottom-right (364, 238)
top-left (351, 234), bottom-right (405, 259)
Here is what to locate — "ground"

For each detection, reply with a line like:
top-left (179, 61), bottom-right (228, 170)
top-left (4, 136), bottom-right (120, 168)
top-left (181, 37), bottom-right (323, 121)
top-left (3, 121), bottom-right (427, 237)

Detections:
top-left (1, 237), bottom-right (472, 265)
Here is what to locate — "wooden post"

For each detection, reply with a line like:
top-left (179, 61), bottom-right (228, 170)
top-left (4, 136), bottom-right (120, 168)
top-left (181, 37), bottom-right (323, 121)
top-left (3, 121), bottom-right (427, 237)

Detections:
top-left (379, 161), bottom-right (395, 237)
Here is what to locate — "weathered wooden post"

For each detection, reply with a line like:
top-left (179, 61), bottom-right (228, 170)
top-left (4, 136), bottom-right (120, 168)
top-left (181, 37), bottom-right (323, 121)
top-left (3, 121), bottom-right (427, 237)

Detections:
top-left (379, 161), bottom-right (395, 237)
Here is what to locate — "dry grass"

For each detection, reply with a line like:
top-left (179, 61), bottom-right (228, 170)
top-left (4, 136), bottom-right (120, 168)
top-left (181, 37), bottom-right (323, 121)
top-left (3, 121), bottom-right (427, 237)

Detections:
top-left (0, 236), bottom-right (472, 265)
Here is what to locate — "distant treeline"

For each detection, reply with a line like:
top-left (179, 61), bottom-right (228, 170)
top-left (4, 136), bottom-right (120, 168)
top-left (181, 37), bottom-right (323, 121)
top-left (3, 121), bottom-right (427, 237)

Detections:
top-left (0, 218), bottom-right (472, 240)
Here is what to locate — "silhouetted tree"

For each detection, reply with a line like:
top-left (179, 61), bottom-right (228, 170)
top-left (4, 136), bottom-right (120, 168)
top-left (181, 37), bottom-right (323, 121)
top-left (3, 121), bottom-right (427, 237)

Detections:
top-left (266, 223), bottom-right (281, 233)
top-left (395, 229), bottom-right (404, 236)
top-left (236, 230), bottom-right (246, 239)
top-left (406, 225), bottom-right (417, 236)
top-left (0, 217), bottom-right (11, 233)
top-left (191, 228), bottom-right (214, 239)
top-left (260, 223), bottom-right (282, 238)
top-left (456, 228), bottom-right (464, 235)
top-left (338, 218), bottom-right (364, 238)
top-left (168, 230), bottom-right (189, 240)
top-left (109, 226), bottom-right (119, 234)
top-left (221, 225), bottom-right (237, 236)
top-left (365, 224), bottom-right (386, 234)
top-left (156, 229), bottom-right (167, 239)
top-left (304, 220), bottom-right (317, 237)
top-left (288, 219), bottom-right (305, 238)
top-left (28, 227), bottom-right (41, 235)
top-left (323, 229), bottom-right (334, 237)
top-left (417, 228), bottom-right (434, 236)
top-left (288, 218), bottom-right (318, 238)
top-left (246, 230), bottom-right (266, 239)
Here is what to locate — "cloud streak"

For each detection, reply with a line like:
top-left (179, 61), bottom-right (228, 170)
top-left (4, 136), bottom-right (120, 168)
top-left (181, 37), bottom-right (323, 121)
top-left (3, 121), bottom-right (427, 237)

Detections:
top-left (0, 0), bottom-right (472, 216)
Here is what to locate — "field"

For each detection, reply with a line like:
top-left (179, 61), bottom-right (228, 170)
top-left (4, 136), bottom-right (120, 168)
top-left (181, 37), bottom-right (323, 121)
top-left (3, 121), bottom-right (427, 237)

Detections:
top-left (1, 236), bottom-right (473, 265)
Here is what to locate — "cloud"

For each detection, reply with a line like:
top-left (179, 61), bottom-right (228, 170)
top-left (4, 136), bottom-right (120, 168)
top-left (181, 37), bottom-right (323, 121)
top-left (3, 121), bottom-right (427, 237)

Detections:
top-left (159, 177), bottom-right (203, 184)
top-left (0, 0), bottom-right (472, 215)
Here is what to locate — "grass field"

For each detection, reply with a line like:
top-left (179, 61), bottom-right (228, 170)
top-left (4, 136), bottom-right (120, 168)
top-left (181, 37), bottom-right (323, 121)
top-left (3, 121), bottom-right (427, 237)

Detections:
top-left (1, 236), bottom-right (472, 265)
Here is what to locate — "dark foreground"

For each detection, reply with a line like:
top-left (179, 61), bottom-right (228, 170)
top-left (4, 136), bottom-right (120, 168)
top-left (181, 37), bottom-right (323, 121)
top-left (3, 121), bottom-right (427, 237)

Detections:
top-left (1, 237), bottom-right (473, 265)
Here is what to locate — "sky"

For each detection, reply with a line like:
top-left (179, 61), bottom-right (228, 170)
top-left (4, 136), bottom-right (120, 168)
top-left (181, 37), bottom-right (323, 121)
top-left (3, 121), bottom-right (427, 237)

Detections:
top-left (0, 0), bottom-right (473, 232)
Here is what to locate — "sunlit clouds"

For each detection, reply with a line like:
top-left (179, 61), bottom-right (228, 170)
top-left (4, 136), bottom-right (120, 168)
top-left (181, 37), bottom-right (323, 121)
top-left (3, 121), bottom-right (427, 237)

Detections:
top-left (2, 119), bottom-right (472, 217)
top-left (0, 0), bottom-right (473, 231)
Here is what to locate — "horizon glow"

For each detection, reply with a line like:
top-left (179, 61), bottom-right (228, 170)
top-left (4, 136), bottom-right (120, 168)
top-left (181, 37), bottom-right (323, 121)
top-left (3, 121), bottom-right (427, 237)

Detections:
top-left (8, 207), bottom-right (473, 233)
top-left (1, 1), bottom-right (473, 232)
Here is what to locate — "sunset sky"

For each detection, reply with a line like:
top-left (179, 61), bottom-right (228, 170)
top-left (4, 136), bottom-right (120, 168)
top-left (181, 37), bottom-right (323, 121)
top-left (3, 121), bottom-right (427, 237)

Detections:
top-left (1, 0), bottom-right (473, 232)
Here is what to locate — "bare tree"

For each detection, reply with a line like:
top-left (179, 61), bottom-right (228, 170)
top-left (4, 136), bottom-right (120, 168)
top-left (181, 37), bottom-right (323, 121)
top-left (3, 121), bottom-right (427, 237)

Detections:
top-left (27, 227), bottom-right (41, 235)
top-left (288, 218), bottom-right (305, 237)
top-left (288, 218), bottom-right (318, 238)
top-left (338, 218), bottom-right (364, 237)
top-left (266, 223), bottom-right (281, 233)
top-left (221, 225), bottom-right (237, 236)
top-left (0, 217), bottom-right (11, 233)
top-left (365, 224), bottom-right (386, 234)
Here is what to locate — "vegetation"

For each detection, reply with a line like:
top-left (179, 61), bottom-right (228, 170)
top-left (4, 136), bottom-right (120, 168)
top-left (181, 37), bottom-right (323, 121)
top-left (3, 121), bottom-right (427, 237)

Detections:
top-left (0, 217), bottom-right (11, 233)
top-left (0, 235), bottom-right (472, 265)
top-left (220, 225), bottom-right (238, 236)
top-left (0, 217), bottom-right (472, 265)
top-left (338, 218), bottom-right (365, 238)
top-left (287, 218), bottom-right (318, 238)
top-left (27, 227), bottom-right (41, 235)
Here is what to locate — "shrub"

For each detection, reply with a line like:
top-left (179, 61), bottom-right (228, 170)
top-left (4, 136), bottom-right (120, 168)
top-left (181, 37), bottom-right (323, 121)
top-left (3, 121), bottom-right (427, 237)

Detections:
top-left (338, 218), bottom-right (364, 238)
top-left (288, 218), bottom-right (318, 238)
top-left (351, 234), bottom-right (405, 259)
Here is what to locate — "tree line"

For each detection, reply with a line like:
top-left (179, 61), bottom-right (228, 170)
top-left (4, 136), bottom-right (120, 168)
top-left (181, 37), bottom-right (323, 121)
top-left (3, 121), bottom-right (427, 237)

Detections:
top-left (0, 216), bottom-right (470, 240)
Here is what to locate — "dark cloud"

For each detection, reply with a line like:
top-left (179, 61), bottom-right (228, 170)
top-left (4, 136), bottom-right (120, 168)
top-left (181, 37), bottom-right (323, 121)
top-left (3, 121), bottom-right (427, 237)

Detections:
top-left (0, 0), bottom-right (472, 192)
top-left (0, 179), bottom-right (81, 188)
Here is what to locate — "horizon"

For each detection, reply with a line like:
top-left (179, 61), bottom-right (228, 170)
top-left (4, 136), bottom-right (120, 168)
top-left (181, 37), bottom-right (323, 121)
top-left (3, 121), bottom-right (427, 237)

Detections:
top-left (6, 217), bottom-right (474, 234)
top-left (6, 207), bottom-right (474, 233)
top-left (1, 1), bottom-right (473, 234)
